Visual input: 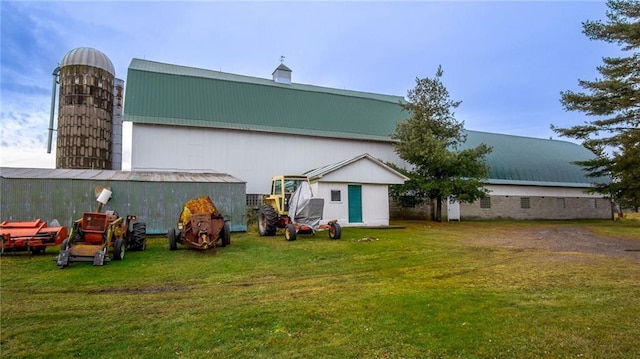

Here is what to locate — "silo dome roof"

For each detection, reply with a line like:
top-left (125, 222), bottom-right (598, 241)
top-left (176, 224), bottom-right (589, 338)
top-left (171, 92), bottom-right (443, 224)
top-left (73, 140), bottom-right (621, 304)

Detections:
top-left (60, 47), bottom-right (115, 75)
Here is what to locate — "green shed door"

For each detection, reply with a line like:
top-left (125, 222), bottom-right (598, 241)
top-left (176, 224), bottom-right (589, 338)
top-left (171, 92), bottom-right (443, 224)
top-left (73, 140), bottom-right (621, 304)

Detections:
top-left (348, 185), bottom-right (363, 223)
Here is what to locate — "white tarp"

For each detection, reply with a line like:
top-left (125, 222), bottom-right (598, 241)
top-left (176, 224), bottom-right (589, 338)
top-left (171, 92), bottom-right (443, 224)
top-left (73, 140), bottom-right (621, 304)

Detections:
top-left (288, 181), bottom-right (323, 228)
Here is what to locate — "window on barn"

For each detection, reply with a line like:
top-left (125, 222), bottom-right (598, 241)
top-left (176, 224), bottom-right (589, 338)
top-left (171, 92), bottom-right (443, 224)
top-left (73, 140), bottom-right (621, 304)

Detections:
top-left (520, 197), bottom-right (530, 209)
top-left (556, 198), bottom-right (565, 209)
top-left (331, 190), bottom-right (341, 202)
top-left (480, 197), bottom-right (491, 209)
top-left (589, 198), bottom-right (597, 209)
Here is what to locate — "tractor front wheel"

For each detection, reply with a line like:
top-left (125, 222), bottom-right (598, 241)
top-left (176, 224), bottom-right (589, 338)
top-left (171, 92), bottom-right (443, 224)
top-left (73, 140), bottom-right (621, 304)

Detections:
top-left (168, 228), bottom-right (178, 251)
top-left (257, 205), bottom-right (277, 236)
top-left (113, 238), bottom-right (125, 260)
top-left (329, 222), bottom-right (342, 240)
top-left (285, 223), bottom-right (297, 241)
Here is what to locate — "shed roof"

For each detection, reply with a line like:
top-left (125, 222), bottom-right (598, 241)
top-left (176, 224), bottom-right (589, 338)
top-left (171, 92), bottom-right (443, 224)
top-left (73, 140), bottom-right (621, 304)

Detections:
top-left (304, 153), bottom-right (409, 183)
top-left (124, 59), bottom-right (407, 141)
top-left (0, 168), bottom-right (244, 183)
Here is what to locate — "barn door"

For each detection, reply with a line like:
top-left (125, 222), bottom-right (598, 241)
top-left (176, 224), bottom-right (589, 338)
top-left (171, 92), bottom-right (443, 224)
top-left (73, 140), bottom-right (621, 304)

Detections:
top-left (348, 185), bottom-right (362, 223)
top-left (447, 196), bottom-right (460, 221)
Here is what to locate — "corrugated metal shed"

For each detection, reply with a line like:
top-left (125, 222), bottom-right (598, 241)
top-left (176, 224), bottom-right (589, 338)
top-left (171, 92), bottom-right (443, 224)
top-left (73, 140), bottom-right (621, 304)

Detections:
top-left (124, 58), bottom-right (407, 142)
top-left (0, 168), bottom-right (246, 234)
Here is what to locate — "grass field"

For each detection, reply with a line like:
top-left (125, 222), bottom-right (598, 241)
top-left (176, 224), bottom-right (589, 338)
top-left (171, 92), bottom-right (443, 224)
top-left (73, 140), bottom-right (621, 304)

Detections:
top-left (1, 219), bottom-right (639, 358)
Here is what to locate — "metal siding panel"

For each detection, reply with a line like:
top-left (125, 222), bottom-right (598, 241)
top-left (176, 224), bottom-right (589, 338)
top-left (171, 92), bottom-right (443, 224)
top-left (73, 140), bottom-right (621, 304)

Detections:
top-left (1, 177), bottom-right (246, 234)
top-left (53, 180), bottom-right (74, 226)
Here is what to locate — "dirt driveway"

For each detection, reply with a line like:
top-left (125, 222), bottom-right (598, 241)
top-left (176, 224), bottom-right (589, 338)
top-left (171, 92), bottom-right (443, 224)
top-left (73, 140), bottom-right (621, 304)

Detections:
top-left (468, 225), bottom-right (640, 263)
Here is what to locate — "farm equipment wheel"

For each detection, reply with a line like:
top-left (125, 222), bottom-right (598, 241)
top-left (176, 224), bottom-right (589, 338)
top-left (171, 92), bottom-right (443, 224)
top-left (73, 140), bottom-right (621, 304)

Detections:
top-left (168, 228), bottom-right (178, 251)
top-left (257, 205), bottom-right (277, 236)
top-left (60, 238), bottom-right (70, 251)
top-left (113, 238), bottom-right (125, 260)
top-left (284, 223), bottom-right (297, 241)
top-left (130, 222), bottom-right (147, 251)
top-left (220, 222), bottom-right (231, 247)
top-left (329, 222), bottom-right (342, 240)
top-left (30, 246), bottom-right (46, 254)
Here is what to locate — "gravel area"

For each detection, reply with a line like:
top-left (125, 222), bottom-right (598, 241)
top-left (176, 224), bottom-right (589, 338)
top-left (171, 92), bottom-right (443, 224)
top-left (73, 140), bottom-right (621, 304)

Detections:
top-left (467, 225), bottom-right (640, 263)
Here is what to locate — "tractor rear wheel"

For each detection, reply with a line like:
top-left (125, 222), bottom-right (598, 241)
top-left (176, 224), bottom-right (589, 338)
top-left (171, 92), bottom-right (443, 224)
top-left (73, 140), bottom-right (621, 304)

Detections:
top-left (257, 205), bottom-right (277, 236)
top-left (113, 238), bottom-right (125, 260)
top-left (329, 222), bottom-right (342, 240)
top-left (285, 223), bottom-right (297, 241)
top-left (130, 222), bottom-right (147, 251)
top-left (220, 222), bottom-right (231, 247)
top-left (168, 228), bottom-right (178, 251)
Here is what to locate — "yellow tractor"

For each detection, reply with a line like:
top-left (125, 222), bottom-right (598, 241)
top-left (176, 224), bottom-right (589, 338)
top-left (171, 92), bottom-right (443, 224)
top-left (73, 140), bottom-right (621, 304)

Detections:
top-left (257, 175), bottom-right (341, 241)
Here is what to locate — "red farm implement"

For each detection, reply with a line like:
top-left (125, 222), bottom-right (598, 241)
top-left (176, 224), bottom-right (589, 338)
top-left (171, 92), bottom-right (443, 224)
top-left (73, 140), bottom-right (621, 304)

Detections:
top-left (55, 189), bottom-right (147, 268)
top-left (0, 219), bottom-right (68, 255)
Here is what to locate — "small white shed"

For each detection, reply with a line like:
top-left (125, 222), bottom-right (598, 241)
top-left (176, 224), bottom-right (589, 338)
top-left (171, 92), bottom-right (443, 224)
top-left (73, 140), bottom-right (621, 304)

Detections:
top-left (304, 154), bottom-right (408, 227)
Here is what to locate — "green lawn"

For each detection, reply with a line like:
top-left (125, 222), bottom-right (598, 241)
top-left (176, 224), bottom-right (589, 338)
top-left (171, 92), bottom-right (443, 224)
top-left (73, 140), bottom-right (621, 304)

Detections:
top-left (1, 220), bottom-right (639, 358)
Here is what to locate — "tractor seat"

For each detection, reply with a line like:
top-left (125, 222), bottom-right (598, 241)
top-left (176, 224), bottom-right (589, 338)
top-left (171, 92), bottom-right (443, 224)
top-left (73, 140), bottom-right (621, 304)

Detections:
top-left (81, 213), bottom-right (108, 243)
top-left (82, 213), bottom-right (108, 232)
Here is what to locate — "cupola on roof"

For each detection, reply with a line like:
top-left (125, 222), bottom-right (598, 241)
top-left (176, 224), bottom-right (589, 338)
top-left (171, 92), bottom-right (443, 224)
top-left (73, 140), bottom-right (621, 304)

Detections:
top-left (60, 47), bottom-right (115, 75)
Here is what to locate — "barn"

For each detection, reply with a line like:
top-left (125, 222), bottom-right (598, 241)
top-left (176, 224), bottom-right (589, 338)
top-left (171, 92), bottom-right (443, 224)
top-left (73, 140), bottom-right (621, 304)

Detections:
top-left (123, 58), bottom-right (611, 222)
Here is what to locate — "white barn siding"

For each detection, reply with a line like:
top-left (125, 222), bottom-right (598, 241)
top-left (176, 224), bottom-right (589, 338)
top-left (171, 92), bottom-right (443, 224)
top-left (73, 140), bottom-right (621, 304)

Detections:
top-left (362, 184), bottom-right (392, 226)
top-left (486, 184), bottom-right (604, 197)
top-left (132, 123), bottom-right (405, 194)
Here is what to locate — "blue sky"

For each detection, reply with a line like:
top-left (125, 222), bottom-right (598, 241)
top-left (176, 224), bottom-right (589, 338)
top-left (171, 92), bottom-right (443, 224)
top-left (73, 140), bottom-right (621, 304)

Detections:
top-left (0, 1), bottom-right (617, 169)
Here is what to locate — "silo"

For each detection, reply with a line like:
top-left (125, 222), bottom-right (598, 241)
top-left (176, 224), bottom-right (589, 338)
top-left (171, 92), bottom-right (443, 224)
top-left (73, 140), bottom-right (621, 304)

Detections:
top-left (56, 47), bottom-right (115, 169)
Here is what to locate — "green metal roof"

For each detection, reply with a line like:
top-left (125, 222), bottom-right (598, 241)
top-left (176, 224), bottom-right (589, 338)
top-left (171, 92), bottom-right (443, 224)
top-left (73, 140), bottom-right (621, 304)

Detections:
top-left (124, 59), bottom-right (406, 141)
top-left (123, 58), bottom-right (603, 188)
top-left (461, 130), bottom-right (605, 187)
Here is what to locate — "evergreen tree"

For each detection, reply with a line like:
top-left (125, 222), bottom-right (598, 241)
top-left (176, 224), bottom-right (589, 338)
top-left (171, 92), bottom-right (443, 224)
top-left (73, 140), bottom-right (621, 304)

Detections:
top-left (553, 0), bottom-right (640, 211)
top-left (391, 66), bottom-right (492, 221)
